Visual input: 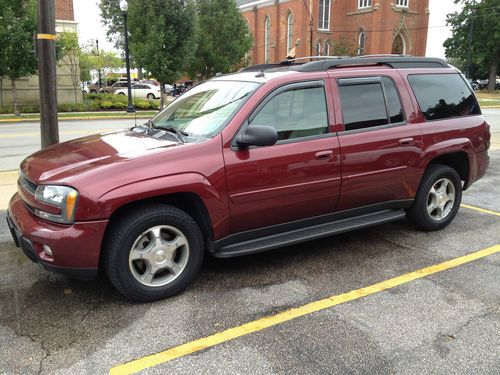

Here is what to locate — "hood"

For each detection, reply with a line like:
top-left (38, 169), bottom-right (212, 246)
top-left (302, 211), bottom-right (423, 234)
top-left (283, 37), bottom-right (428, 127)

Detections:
top-left (21, 129), bottom-right (180, 183)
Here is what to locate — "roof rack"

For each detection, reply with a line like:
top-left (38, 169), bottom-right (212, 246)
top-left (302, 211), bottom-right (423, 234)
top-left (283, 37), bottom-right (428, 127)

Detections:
top-left (295, 56), bottom-right (449, 72)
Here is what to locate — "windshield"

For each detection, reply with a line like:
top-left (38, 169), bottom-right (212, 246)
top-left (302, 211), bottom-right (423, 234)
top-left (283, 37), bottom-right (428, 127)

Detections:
top-left (151, 80), bottom-right (260, 139)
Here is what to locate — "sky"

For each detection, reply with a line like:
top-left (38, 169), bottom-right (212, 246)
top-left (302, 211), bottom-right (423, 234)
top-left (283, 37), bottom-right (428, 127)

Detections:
top-left (74, 0), bottom-right (463, 59)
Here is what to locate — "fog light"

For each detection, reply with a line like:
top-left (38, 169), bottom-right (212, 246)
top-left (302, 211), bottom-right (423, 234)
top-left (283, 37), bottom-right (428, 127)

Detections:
top-left (42, 245), bottom-right (53, 257)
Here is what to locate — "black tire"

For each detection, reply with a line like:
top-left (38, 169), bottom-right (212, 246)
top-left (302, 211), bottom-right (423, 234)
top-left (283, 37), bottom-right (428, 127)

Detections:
top-left (406, 164), bottom-right (462, 231)
top-left (104, 204), bottom-right (204, 302)
top-left (90, 89), bottom-right (98, 94)
top-left (118, 92), bottom-right (126, 96)
top-left (147, 93), bottom-right (155, 99)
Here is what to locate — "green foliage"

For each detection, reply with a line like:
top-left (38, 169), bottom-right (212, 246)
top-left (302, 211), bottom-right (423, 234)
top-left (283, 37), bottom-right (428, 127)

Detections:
top-left (100, 101), bottom-right (113, 109)
top-left (444, 0), bottom-right (500, 87)
top-left (0, 0), bottom-right (37, 80)
top-left (127, 0), bottom-right (198, 86)
top-left (134, 100), bottom-right (151, 109)
top-left (188, 0), bottom-right (253, 79)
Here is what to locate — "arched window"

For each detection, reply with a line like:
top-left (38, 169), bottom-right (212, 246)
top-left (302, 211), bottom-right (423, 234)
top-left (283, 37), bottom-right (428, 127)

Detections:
top-left (392, 33), bottom-right (406, 54)
top-left (287, 13), bottom-right (294, 53)
top-left (264, 16), bottom-right (271, 63)
top-left (358, 31), bottom-right (366, 55)
top-left (324, 41), bottom-right (330, 56)
top-left (316, 41), bottom-right (322, 56)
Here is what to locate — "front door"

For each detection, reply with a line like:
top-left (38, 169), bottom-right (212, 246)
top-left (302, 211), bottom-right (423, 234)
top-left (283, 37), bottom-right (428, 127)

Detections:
top-left (224, 81), bottom-right (341, 233)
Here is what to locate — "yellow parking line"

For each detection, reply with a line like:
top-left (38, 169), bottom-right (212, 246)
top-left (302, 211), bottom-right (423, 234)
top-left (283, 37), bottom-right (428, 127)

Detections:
top-left (461, 204), bottom-right (500, 217)
top-left (109, 244), bottom-right (500, 375)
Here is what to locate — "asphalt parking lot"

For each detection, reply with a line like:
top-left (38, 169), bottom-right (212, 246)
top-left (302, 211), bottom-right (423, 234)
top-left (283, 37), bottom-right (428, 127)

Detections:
top-left (0, 129), bottom-right (499, 374)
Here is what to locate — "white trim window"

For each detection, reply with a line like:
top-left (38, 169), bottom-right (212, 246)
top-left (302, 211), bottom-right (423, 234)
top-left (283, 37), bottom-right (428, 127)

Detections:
top-left (395, 0), bottom-right (409, 7)
top-left (287, 13), bottom-right (294, 53)
top-left (358, 0), bottom-right (371, 8)
top-left (358, 31), bottom-right (366, 55)
top-left (318, 0), bottom-right (330, 31)
top-left (264, 16), bottom-right (271, 63)
top-left (324, 41), bottom-right (330, 56)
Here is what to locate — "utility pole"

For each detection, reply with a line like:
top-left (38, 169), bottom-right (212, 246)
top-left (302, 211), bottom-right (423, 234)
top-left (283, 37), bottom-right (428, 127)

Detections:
top-left (37, 0), bottom-right (59, 148)
top-left (309, 0), bottom-right (313, 58)
top-left (96, 39), bottom-right (102, 88)
top-left (466, 0), bottom-right (476, 79)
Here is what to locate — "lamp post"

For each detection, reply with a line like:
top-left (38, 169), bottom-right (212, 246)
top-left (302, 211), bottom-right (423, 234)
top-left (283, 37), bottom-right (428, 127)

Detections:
top-left (120, 0), bottom-right (135, 113)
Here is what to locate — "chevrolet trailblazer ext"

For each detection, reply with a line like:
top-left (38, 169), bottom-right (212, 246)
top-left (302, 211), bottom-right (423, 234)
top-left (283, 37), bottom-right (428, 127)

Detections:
top-left (7, 57), bottom-right (490, 301)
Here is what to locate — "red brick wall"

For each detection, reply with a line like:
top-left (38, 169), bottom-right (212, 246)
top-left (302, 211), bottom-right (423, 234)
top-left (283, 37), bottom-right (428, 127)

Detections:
top-left (241, 0), bottom-right (429, 64)
top-left (55, 0), bottom-right (75, 21)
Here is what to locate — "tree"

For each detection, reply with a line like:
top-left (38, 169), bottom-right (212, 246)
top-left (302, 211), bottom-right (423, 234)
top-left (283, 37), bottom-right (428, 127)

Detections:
top-left (188, 0), bottom-right (252, 79)
top-left (100, 0), bottom-right (198, 108)
top-left (0, 0), bottom-right (37, 116)
top-left (128, 0), bottom-right (198, 108)
top-left (444, 0), bottom-right (500, 90)
top-left (58, 32), bottom-right (82, 103)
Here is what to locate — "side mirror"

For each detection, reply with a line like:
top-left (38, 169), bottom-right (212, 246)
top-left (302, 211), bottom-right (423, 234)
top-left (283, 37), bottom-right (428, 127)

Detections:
top-left (236, 125), bottom-right (278, 148)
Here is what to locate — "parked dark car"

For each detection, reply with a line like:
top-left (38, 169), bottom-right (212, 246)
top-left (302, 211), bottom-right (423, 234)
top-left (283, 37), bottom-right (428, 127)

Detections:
top-left (7, 56), bottom-right (490, 301)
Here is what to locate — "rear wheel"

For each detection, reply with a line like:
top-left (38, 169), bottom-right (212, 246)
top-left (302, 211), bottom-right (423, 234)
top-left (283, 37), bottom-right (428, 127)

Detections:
top-left (104, 205), bottom-right (204, 302)
top-left (406, 164), bottom-right (462, 231)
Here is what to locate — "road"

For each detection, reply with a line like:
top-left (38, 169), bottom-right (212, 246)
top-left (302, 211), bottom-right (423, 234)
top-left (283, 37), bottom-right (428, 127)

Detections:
top-left (0, 109), bottom-right (499, 172)
top-left (0, 118), bottom-right (140, 172)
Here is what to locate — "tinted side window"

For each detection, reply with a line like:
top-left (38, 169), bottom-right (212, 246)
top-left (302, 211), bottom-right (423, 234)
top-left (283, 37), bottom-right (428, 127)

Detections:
top-left (382, 77), bottom-right (404, 124)
top-left (408, 74), bottom-right (480, 120)
top-left (339, 82), bottom-right (388, 131)
top-left (250, 86), bottom-right (328, 141)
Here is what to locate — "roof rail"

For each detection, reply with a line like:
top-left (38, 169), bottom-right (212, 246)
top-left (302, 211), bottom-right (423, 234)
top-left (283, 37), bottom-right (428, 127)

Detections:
top-left (295, 57), bottom-right (449, 72)
top-left (240, 56), bottom-right (351, 72)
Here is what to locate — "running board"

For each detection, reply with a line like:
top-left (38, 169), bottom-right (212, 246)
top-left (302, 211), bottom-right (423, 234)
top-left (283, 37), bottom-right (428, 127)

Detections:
top-left (215, 209), bottom-right (406, 258)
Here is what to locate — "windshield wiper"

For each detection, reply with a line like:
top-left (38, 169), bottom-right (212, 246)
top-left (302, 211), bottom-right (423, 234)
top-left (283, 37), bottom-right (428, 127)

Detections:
top-left (152, 124), bottom-right (188, 143)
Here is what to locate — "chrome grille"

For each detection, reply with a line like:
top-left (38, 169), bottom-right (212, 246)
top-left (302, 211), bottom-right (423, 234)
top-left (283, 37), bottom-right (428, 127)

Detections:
top-left (18, 171), bottom-right (37, 196)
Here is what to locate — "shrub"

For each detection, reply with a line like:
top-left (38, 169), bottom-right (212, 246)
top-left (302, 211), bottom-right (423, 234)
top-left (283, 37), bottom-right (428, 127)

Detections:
top-left (134, 100), bottom-right (151, 109)
top-left (112, 102), bottom-right (127, 109)
top-left (101, 101), bottom-right (113, 109)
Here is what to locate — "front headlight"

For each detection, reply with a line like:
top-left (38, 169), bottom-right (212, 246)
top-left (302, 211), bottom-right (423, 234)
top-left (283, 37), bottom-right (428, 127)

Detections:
top-left (34, 185), bottom-right (78, 224)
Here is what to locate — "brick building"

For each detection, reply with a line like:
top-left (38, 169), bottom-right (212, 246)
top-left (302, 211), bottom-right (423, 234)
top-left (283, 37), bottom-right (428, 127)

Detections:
top-left (0, 0), bottom-right (81, 108)
top-left (237, 0), bottom-right (430, 65)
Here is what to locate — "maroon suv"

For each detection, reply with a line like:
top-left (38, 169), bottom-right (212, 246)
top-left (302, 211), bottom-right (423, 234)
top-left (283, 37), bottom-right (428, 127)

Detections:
top-left (7, 57), bottom-right (490, 301)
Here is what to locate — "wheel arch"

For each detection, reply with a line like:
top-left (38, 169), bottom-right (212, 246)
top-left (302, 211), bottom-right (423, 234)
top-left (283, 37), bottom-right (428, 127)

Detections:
top-left (426, 151), bottom-right (470, 189)
top-left (99, 192), bottom-right (215, 272)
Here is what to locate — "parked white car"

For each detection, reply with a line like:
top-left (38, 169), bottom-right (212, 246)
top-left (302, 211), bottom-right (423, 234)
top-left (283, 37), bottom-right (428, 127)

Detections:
top-left (114, 83), bottom-right (161, 99)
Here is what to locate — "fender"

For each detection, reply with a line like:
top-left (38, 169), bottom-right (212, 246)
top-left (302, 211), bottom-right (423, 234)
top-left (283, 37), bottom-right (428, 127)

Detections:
top-left (419, 137), bottom-right (476, 187)
top-left (95, 172), bottom-right (230, 238)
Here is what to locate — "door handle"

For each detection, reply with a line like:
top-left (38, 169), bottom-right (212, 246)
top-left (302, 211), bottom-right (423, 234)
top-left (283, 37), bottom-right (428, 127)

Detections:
top-left (315, 150), bottom-right (333, 160)
top-left (398, 137), bottom-right (414, 146)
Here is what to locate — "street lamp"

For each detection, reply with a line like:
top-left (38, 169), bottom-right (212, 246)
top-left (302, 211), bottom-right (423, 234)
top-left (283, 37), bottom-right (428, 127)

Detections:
top-left (120, 0), bottom-right (135, 113)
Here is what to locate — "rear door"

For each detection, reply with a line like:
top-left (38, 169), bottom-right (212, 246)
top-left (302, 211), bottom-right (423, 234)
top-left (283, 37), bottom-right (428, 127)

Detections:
top-left (223, 80), bottom-right (341, 233)
top-left (330, 72), bottom-right (423, 211)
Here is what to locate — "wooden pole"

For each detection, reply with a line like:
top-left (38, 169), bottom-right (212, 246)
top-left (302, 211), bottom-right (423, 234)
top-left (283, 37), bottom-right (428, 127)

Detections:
top-left (37, 0), bottom-right (59, 148)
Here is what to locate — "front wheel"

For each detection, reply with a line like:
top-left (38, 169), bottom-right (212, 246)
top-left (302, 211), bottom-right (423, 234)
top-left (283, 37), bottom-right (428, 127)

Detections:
top-left (147, 93), bottom-right (155, 99)
top-left (406, 164), bottom-right (462, 231)
top-left (104, 205), bottom-right (204, 302)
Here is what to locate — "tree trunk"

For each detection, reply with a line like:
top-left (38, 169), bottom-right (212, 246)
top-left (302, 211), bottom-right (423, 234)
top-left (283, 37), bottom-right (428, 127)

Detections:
top-left (0, 78), bottom-right (3, 108)
top-left (11, 79), bottom-right (20, 117)
top-left (487, 56), bottom-right (497, 92)
top-left (137, 67), bottom-right (143, 80)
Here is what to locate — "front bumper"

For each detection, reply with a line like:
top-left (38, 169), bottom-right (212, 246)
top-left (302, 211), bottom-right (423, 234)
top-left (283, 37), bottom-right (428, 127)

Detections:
top-left (7, 193), bottom-right (109, 280)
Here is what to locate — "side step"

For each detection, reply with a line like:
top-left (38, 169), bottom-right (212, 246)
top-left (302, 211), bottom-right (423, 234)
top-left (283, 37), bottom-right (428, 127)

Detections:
top-left (215, 209), bottom-right (406, 258)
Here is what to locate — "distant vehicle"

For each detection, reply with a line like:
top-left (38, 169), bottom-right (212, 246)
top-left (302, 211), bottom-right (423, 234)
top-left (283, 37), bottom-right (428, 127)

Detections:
top-left (100, 81), bottom-right (129, 94)
top-left (140, 79), bottom-right (160, 87)
top-left (475, 78), bottom-right (500, 90)
top-left (164, 84), bottom-right (173, 95)
top-left (114, 83), bottom-right (161, 99)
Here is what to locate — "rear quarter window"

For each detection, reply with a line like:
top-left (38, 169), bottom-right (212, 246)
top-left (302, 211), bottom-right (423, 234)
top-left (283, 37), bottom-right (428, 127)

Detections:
top-left (408, 73), bottom-right (480, 121)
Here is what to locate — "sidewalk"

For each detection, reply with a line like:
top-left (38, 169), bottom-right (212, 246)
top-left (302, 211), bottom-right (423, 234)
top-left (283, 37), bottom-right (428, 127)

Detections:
top-left (0, 171), bottom-right (17, 210)
top-left (0, 111), bottom-right (158, 124)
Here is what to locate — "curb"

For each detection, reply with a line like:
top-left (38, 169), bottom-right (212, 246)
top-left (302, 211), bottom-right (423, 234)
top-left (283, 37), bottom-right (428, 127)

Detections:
top-left (0, 114), bottom-right (154, 124)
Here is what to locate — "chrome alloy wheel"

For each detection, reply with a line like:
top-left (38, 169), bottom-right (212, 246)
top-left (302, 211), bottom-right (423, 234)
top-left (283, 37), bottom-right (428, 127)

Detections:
top-left (426, 178), bottom-right (456, 221)
top-left (128, 225), bottom-right (189, 287)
